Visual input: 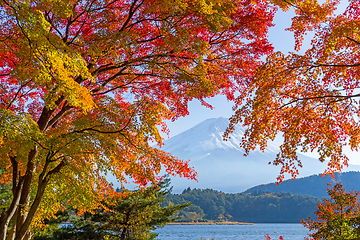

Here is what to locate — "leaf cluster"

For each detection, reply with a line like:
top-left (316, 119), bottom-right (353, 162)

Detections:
top-left (226, 0), bottom-right (360, 182)
top-left (302, 183), bottom-right (360, 240)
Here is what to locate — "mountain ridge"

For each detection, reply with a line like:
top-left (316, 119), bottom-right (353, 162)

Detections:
top-left (160, 117), bottom-right (360, 193)
top-left (244, 171), bottom-right (360, 199)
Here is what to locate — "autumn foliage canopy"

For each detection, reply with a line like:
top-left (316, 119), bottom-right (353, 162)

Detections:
top-left (226, 0), bottom-right (360, 182)
top-left (0, 0), bottom-right (275, 238)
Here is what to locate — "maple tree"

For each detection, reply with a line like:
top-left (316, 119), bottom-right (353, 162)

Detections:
top-left (302, 183), bottom-right (360, 240)
top-left (265, 184), bottom-right (360, 240)
top-left (0, 0), bottom-right (275, 239)
top-left (226, 0), bottom-right (360, 182)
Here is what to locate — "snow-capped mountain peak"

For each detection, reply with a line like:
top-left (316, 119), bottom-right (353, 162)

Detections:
top-left (157, 117), bottom-right (360, 193)
top-left (161, 117), bottom-right (278, 157)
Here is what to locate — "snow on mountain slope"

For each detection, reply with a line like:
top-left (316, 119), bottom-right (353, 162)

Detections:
top-left (162, 117), bottom-right (278, 159)
top-left (160, 117), bottom-right (360, 193)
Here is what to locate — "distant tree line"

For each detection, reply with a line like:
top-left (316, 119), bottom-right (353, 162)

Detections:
top-left (165, 188), bottom-right (320, 223)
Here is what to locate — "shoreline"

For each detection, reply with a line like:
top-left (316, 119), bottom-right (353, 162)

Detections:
top-left (168, 221), bottom-right (254, 225)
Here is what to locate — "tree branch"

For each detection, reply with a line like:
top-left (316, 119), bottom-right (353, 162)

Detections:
top-left (46, 102), bottom-right (73, 130)
top-left (119, 0), bottom-right (144, 32)
top-left (279, 92), bottom-right (360, 109)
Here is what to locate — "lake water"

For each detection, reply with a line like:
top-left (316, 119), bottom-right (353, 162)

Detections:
top-left (154, 223), bottom-right (310, 240)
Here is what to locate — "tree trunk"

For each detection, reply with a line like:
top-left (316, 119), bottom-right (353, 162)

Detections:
top-left (22, 230), bottom-right (32, 240)
top-left (14, 180), bottom-right (47, 240)
top-left (120, 210), bottom-right (132, 240)
top-left (13, 161), bottom-right (35, 240)
top-left (0, 214), bottom-right (9, 240)
top-left (6, 212), bottom-right (16, 240)
top-left (0, 179), bottom-right (24, 240)
top-left (13, 160), bottom-right (65, 240)
top-left (0, 149), bottom-right (37, 240)
top-left (1, 103), bottom-right (67, 239)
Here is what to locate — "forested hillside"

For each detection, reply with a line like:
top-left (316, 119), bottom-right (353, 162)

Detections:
top-left (164, 188), bottom-right (319, 223)
top-left (244, 171), bottom-right (360, 199)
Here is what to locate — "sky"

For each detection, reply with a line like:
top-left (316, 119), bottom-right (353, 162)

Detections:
top-left (165, 6), bottom-right (298, 138)
top-left (165, 8), bottom-right (297, 137)
top-left (163, 1), bottom-right (360, 166)
top-left (167, 11), bottom-right (294, 137)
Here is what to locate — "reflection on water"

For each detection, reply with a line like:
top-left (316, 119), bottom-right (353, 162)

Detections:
top-left (154, 223), bottom-right (309, 240)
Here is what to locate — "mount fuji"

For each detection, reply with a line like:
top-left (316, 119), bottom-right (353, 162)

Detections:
top-left (161, 117), bottom-right (360, 193)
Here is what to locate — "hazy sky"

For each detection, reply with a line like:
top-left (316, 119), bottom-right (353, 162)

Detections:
top-left (164, 1), bottom-right (360, 165)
